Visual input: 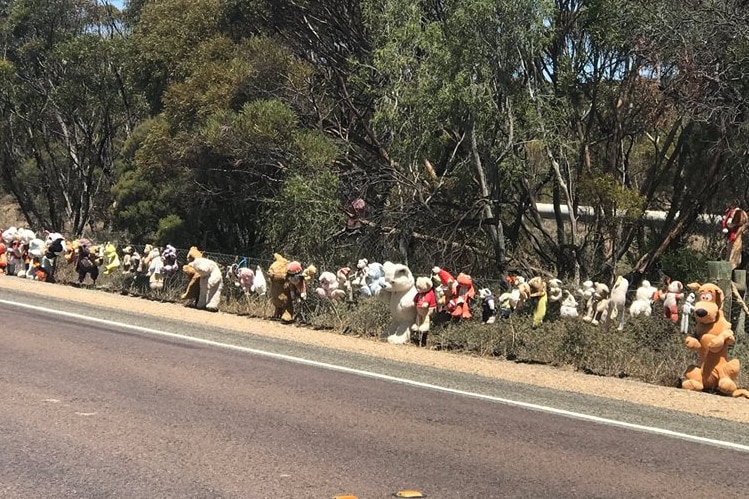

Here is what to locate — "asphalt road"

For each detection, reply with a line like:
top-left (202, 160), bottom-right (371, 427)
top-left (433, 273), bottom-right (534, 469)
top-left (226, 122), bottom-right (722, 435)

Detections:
top-left (1, 293), bottom-right (748, 498)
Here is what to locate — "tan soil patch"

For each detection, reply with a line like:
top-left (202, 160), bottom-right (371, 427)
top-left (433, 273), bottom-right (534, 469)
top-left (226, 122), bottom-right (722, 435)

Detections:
top-left (3, 276), bottom-right (748, 424)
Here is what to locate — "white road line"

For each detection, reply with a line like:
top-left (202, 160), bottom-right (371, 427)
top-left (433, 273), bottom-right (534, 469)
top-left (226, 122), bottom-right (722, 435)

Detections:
top-left (3, 298), bottom-right (749, 453)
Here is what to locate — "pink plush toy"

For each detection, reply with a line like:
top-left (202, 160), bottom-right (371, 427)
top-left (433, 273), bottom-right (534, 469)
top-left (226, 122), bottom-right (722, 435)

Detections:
top-left (660, 280), bottom-right (684, 323)
top-left (238, 267), bottom-right (255, 295)
top-left (316, 271), bottom-right (346, 300)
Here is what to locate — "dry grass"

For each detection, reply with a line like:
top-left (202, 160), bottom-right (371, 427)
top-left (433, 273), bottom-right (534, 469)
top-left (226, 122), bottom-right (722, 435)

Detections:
top-left (50, 262), bottom-right (749, 390)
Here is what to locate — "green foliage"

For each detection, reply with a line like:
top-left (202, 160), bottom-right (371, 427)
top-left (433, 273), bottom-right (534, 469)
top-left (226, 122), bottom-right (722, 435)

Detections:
top-left (658, 245), bottom-right (709, 284)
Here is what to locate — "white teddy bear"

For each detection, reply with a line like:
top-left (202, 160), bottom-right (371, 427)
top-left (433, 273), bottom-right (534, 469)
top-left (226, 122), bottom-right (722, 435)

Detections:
top-left (376, 261), bottom-right (417, 344)
top-left (559, 290), bottom-right (579, 318)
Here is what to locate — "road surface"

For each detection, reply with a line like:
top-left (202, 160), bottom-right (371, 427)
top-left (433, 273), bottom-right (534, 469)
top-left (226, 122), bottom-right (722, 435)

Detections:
top-left (0, 294), bottom-right (748, 498)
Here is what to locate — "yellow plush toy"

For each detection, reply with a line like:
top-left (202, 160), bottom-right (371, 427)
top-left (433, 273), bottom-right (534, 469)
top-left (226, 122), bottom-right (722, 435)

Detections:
top-left (527, 277), bottom-right (548, 327)
top-left (682, 282), bottom-right (749, 398)
top-left (102, 242), bottom-right (121, 275)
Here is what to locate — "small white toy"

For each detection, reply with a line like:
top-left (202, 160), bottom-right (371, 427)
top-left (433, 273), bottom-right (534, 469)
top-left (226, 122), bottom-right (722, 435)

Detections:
top-left (681, 292), bottom-right (696, 335)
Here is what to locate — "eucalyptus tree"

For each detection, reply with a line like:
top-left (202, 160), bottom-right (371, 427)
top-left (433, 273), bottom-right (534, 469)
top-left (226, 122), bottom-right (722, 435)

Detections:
top-left (0, 0), bottom-right (132, 235)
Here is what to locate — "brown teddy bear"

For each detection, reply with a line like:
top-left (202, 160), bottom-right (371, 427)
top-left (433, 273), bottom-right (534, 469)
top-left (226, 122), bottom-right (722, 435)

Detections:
top-left (411, 276), bottom-right (436, 346)
top-left (180, 246), bottom-right (203, 306)
top-left (681, 282), bottom-right (749, 398)
top-left (268, 253), bottom-right (317, 323)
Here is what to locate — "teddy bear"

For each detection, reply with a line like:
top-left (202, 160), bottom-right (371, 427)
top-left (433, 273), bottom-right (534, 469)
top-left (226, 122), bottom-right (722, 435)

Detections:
top-left (365, 262), bottom-right (387, 297)
top-left (26, 238), bottom-right (49, 280)
top-left (73, 238), bottom-right (100, 286)
top-left (478, 288), bottom-right (496, 324)
top-left (180, 246), bottom-right (204, 306)
top-left (102, 242), bottom-right (121, 275)
top-left (145, 246), bottom-right (164, 290)
top-left (681, 292), bottom-right (696, 335)
top-left (336, 267), bottom-right (353, 301)
top-left (350, 258), bottom-right (369, 294)
top-left (681, 282), bottom-right (749, 398)
top-left (659, 279), bottom-right (684, 323)
top-left (121, 246), bottom-right (133, 273)
top-left (412, 276), bottom-right (437, 346)
top-left (268, 253), bottom-right (316, 323)
top-left (447, 272), bottom-right (475, 320)
top-left (629, 279), bottom-right (658, 317)
top-left (547, 278), bottom-right (564, 303)
top-left (376, 261), bottom-right (418, 344)
top-left (316, 270), bottom-right (346, 300)
top-left (161, 244), bottom-right (179, 275)
top-left (559, 290), bottom-right (579, 318)
top-left (129, 248), bottom-right (142, 275)
top-left (602, 275), bottom-right (629, 332)
top-left (187, 256), bottom-right (224, 311)
top-left (138, 244), bottom-right (154, 274)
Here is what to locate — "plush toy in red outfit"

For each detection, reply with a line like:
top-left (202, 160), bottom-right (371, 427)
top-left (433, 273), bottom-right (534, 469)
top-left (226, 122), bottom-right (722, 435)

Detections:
top-left (0, 242), bottom-right (6, 274)
top-left (431, 266), bottom-right (455, 311)
top-left (448, 273), bottom-right (475, 320)
top-left (659, 280), bottom-right (684, 323)
top-left (721, 205), bottom-right (748, 268)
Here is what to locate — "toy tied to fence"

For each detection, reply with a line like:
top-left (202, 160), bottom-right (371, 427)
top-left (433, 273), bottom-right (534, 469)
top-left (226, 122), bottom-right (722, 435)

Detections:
top-left (681, 282), bottom-right (749, 398)
top-left (721, 205), bottom-right (748, 268)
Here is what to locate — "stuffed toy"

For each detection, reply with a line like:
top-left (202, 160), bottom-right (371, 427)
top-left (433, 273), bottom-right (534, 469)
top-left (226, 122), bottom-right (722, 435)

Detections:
top-left (43, 231), bottom-right (66, 259)
top-left (180, 246), bottom-right (204, 305)
top-left (478, 288), bottom-right (496, 324)
top-left (361, 261), bottom-right (386, 297)
top-left (659, 279), bottom-right (684, 323)
top-left (1, 226), bottom-right (17, 246)
top-left (585, 283), bottom-right (610, 326)
top-left (559, 290), bottom-right (579, 318)
top-left (336, 267), bottom-right (353, 301)
top-left (237, 267), bottom-right (255, 295)
top-left (350, 258), bottom-right (369, 295)
top-left (161, 244), bottom-right (179, 275)
top-left (102, 242), bottom-right (121, 275)
top-left (138, 244), bottom-right (154, 273)
top-left (547, 278), bottom-right (564, 303)
top-left (681, 292), bottom-right (696, 335)
top-left (253, 265), bottom-right (267, 296)
top-left (629, 279), bottom-right (658, 317)
top-left (376, 261), bottom-right (418, 344)
top-left (497, 289), bottom-right (522, 319)
top-left (121, 246), bottom-right (133, 273)
top-left (412, 276), bottom-right (437, 346)
top-left (268, 254), bottom-right (316, 323)
top-left (146, 246), bottom-right (164, 290)
top-left (73, 239), bottom-right (99, 286)
top-left (526, 276), bottom-right (548, 327)
top-left (316, 270), bottom-right (346, 300)
top-left (187, 257), bottom-right (224, 311)
top-left (602, 276), bottom-right (629, 332)
top-left (0, 242), bottom-right (6, 275)
top-left (26, 238), bottom-right (48, 280)
top-left (721, 205), bottom-right (748, 268)
top-left (431, 266), bottom-right (456, 311)
top-left (578, 280), bottom-right (596, 322)
top-left (129, 248), bottom-right (142, 275)
top-left (681, 282), bottom-right (749, 398)
top-left (448, 272), bottom-right (475, 320)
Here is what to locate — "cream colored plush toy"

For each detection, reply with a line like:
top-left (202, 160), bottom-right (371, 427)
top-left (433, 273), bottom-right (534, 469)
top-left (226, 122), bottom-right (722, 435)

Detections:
top-left (411, 276), bottom-right (437, 346)
top-left (188, 256), bottom-right (224, 311)
top-left (603, 276), bottom-right (629, 331)
top-left (377, 261), bottom-right (417, 344)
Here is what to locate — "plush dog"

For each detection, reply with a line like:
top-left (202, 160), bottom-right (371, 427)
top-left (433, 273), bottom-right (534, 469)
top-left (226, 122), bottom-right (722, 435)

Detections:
top-left (681, 282), bottom-right (749, 398)
top-left (478, 288), bottom-right (496, 324)
top-left (629, 279), bottom-right (658, 317)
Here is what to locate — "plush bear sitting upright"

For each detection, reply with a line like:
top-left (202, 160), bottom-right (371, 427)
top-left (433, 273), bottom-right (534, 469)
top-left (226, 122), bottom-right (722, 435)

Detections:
top-left (161, 244), bottom-right (179, 275)
top-left (629, 279), bottom-right (658, 317)
top-left (316, 271), bottom-right (346, 300)
top-left (187, 256), bottom-right (224, 311)
top-left (376, 261), bottom-right (418, 344)
top-left (267, 253), bottom-right (316, 323)
top-left (412, 276), bottom-right (437, 346)
top-left (660, 280), bottom-right (684, 323)
top-left (681, 282), bottom-right (749, 398)
top-left (559, 290), bottom-right (579, 318)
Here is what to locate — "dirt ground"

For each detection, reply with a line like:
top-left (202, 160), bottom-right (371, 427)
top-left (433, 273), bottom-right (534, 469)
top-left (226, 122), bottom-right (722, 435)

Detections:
top-left (3, 276), bottom-right (749, 424)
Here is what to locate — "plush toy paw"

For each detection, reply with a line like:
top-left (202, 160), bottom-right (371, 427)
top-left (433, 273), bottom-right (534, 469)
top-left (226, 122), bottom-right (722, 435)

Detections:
top-left (708, 336), bottom-right (725, 351)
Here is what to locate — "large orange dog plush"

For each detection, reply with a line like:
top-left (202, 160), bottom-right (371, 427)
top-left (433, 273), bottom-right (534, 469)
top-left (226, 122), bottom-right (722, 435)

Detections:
top-left (682, 283), bottom-right (749, 398)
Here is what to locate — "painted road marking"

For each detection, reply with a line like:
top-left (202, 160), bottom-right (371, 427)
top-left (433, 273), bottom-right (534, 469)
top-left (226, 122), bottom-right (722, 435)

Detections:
top-left (3, 298), bottom-right (749, 453)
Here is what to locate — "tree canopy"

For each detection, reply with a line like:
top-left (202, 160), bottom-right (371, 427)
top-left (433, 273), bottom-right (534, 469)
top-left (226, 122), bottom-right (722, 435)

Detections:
top-left (3, 0), bottom-right (749, 283)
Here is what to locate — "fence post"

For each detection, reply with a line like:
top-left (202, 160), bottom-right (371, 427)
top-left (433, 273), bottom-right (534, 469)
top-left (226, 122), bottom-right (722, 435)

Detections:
top-left (732, 269), bottom-right (747, 338)
top-left (707, 261), bottom-right (734, 320)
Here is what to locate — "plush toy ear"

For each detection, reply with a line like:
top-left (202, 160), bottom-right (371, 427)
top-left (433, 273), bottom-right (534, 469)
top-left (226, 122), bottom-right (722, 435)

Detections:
top-left (715, 287), bottom-right (724, 308)
top-left (686, 282), bottom-right (701, 292)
